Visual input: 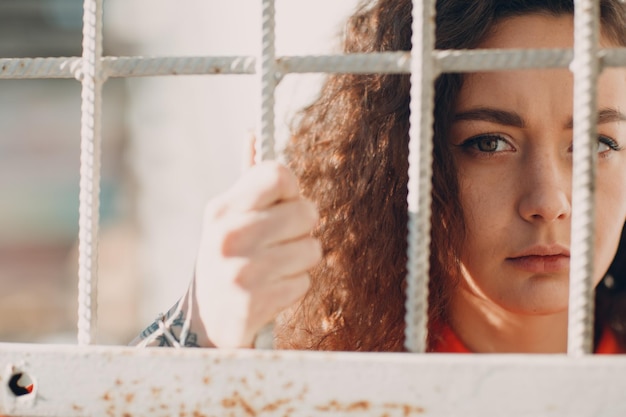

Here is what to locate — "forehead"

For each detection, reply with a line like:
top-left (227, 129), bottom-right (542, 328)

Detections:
top-left (483, 13), bottom-right (617, 49)
top-left (482, 13), bottom-right (574, 49)
top-left (455, 14), bottom-right (626, 116)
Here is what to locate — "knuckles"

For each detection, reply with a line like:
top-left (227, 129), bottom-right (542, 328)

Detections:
top-left (217, 217), bottom-right (257, 257)
top-left (229, 258), bottom-right (258, 290)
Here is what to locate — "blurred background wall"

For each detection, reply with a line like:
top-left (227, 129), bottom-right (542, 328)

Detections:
top-left (0, 0), bottom-right (358, 345)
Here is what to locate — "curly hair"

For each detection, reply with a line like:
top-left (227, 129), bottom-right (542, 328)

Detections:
top-left (275, 0), bottom-right (626, 351)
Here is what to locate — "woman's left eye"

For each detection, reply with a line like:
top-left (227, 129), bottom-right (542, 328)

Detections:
top-left (459, 134), bottom-right (514, 154)
top-left (597, 135), bottom-right (623, 155)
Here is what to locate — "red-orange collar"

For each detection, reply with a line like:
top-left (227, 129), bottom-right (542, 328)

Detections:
top-left (430, 322), bottom-right (623, 354)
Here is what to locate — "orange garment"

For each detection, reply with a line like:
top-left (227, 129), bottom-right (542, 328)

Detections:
top-left (431, 322), bottom-right (623, 354)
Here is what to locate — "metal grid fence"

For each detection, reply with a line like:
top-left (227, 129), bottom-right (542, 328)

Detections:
top-left (2, 0), bottom-right (626, 416)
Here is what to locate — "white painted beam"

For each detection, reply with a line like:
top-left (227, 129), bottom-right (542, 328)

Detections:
top-left (1, 343), bottom-right (625, 417)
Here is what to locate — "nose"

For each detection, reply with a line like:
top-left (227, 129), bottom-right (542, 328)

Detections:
top-left (517, 153), bottom-right (571, 223)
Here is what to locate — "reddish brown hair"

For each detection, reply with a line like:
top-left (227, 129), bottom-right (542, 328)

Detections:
top-left (275, 0), bottom-right (626, 351)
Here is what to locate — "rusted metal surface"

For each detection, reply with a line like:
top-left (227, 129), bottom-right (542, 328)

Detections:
top-left (1, 343), bottom-right (626, 417)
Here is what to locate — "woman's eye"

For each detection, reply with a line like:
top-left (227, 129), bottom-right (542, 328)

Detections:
top-left (461, 134), bottom-right (513, 154)
top-left (597, 135), bottom-right (623, 155)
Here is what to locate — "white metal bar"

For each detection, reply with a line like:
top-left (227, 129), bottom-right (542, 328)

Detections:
top-left (434, 48), bottom-right (573, 72)
top-left (2, 344), bottom-right (626, 417)
top-left (5, 48), bottom-right (626, 80)
top-left (567, 0), bottom-right (600, 356)
top-left (256, 0), bottom-right (277, 162)
top-left (106, 56), bottom-right (256, 77)
top-left (600, 47), bottom-right (626, 67)
top-left (404, 0), bottom-right (436, 353)
top-left (77, 0), bottom-right (104, 346)
top-left (253, 0), bottom-right (278, 350)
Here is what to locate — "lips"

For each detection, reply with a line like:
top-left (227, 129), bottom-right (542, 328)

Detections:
top-left (506, 245), bottom-right (571, 274)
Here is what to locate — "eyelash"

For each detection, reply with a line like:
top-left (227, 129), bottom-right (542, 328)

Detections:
top-left (597, 135), bottom-right (624, 156)
top-left (458, 134), bottom-right (624, 158)
top-left (457, 134), bottom-right (513, 156)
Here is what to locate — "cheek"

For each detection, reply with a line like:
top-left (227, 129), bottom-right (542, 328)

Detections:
top-left (457, 176), bottom-right (485, 239)
top-left (457, 166), bottom-right (514, 238)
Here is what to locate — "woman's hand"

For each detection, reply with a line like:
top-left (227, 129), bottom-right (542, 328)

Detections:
top-left (192, 161), bottom-right (321, 348)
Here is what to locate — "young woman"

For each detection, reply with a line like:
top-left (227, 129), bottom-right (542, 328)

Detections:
top-left (134, 0), bottom-right (626, 353)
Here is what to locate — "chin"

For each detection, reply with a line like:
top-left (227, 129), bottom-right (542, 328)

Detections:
top-left (500, 276), bottom-right (571, 316)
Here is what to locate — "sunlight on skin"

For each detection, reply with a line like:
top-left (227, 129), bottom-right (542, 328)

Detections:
top-left (447, 14), bottom-right (626, 353)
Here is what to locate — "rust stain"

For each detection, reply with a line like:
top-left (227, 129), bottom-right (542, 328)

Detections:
top-left (221, 391), bottom-right (257, 417)
top-left (115, 379), bottom-right (123, 386)
top-left (203, 376), bottom-right (211, 385)
top-left (255, 371), bottom-right (265, 380)
top-left (282, 381), bottom-right (294, 390)
top-left (318, 400), bottom-right (407, 414)
top-left (296, 386), bottom-right (309, 401)
top-left (151, 387), bottom-right (163, 397)
top-left (102, 392), bottom-right (112, 401)
top-left (193, 411), bottom-right (207, 417)
top-left (123, 413), bottom-right (132, 417)
top-left (125, 393), bottom-right (135, 404)
top-left (347, 401), bottom-right (370, 411)
top-left (160, 404), bottom-right (169, 410)
top-left (213, 67), bottom-right (222, 74)
top-left (260, 398), bottom-right (291, 412)
top-left (72, 404), bottom-right (84, 411)
top-left (222, 398), bottom-right (237, 408)
top-left (403, 404), bottom-right (425, 416)
top-left (383, 403), bottom-right (425, 416)
top-left (240, 400), bottom-right (256, 417)
top-left (315, 399), bottom-right (341, 412)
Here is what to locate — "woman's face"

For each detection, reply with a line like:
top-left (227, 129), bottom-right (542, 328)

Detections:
top-left (449, 14), bottom-right (626, 315)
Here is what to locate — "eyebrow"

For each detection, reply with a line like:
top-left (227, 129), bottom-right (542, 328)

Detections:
top-left (564, 108), bottom-right (626, 129)
top-left (453, 108), bottom-right (525, 128)
top-left (453, 107), bottom-right (626, 129)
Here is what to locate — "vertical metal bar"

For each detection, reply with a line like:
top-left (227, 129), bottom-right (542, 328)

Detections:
top-left (254, 0), bottom-right (277, 349)
top-left (77, 0), bottom-right (104, 345)
top-left (255, 0), bottom-right (277, 163)
top-left (567, 0), bottom-right (600, 356)
top-left (404, 0), bottom-right (436, 353)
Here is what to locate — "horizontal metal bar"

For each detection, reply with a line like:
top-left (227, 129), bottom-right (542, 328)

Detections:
top-left (2, 48), bottom-right (626, 80)
top-left (0, 57), bottom-right (82, 79)
top-left (277, 52), bottom-right (410, 74)
top-left (600, 48), bottom-right (626, 67)
top-left (435, 48), bottom-right (573, 72)
top-left (1, 343), bottom-right (626, 417)
top-left (106, 56), bottom-right (256, 77)
top-left (0, 56), bottom-right (257, 80)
